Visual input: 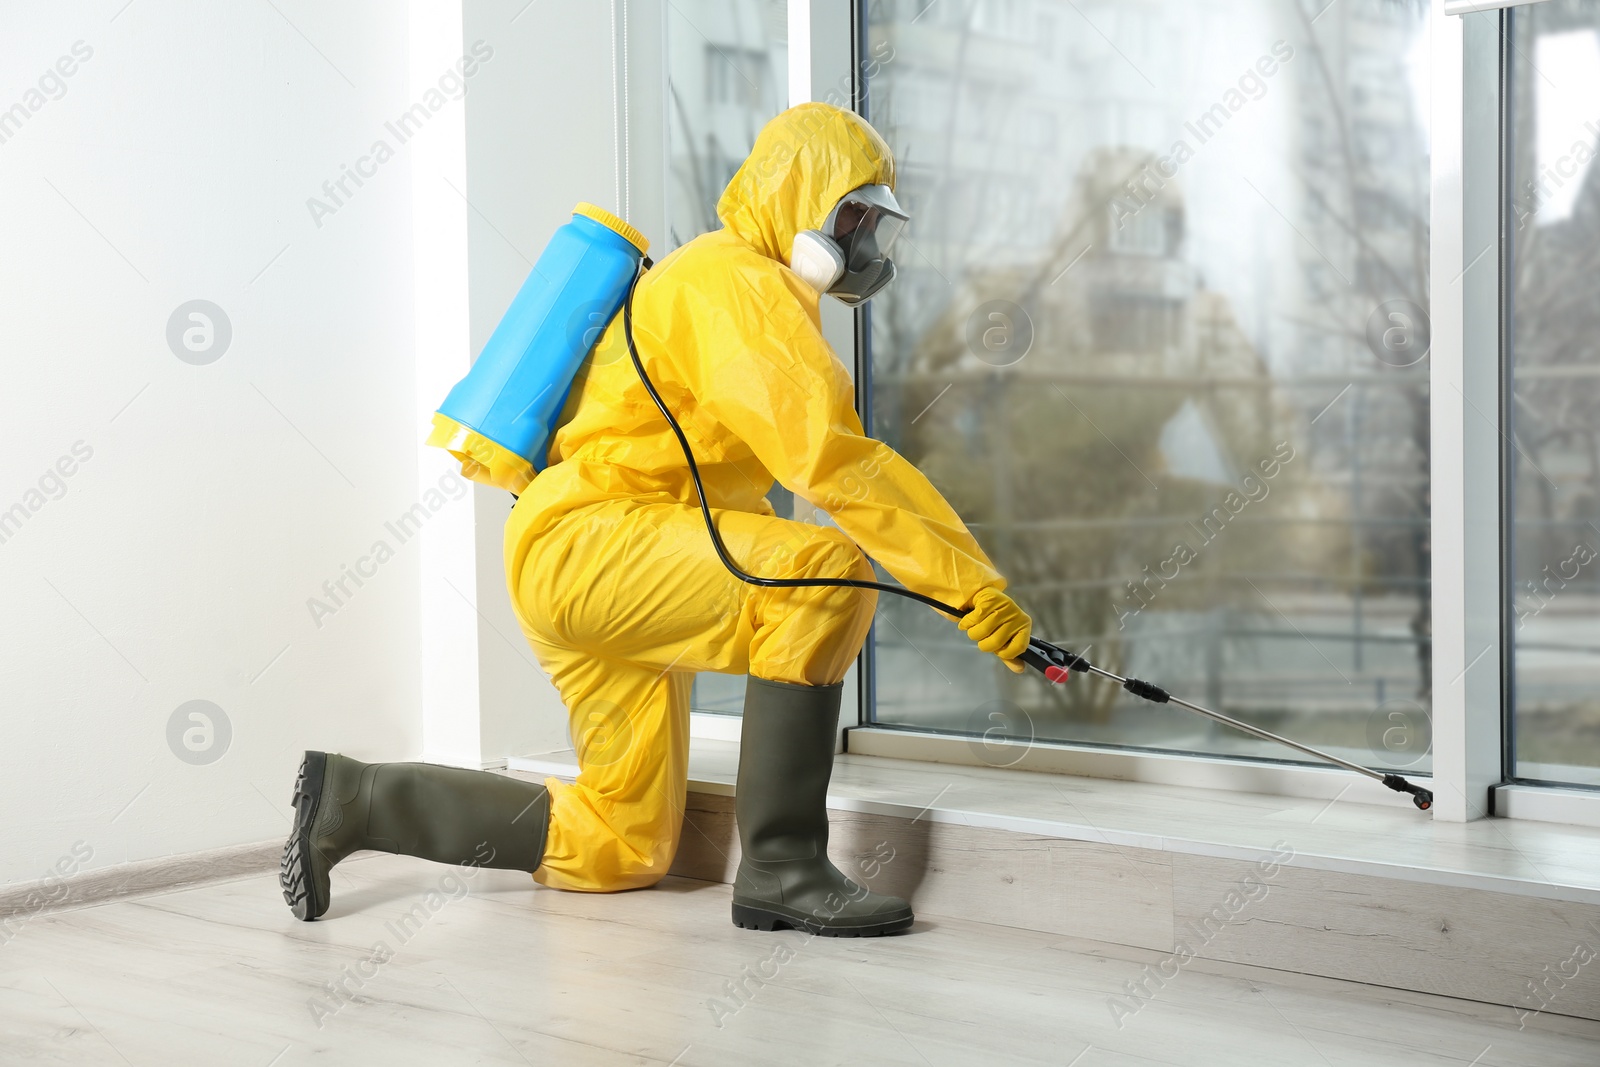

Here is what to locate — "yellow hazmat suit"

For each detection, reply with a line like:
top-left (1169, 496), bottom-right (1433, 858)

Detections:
top-left (506, 103), bottom-right (1018, 892)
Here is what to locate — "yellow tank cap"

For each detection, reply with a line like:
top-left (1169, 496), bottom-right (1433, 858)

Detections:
top-left (426, 412), bottom-right (535, 494)
top-left (573, 202), bottom-right (649, 255)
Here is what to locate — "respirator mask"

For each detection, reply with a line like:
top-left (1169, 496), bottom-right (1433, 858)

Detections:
top-left (788, 183), bottom-right (909, 306)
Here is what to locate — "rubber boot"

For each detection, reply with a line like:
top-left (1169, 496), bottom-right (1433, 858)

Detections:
top-left (279, 750), bottom-right (550, 921)
top-left (731, 678), bottom-right (913, 936)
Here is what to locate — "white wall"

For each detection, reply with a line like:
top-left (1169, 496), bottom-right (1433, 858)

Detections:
top-left (0, 0), bottom-right (688, 888)
top-left (0, 0), bottom-right (427, 885)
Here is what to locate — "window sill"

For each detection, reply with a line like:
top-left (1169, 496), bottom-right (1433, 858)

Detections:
top-left (1494, 782), bottom-right (1600, 830)
top-left (507, 735), bottom-right (1600, 906)
top-left (846, 724), bottom-right (1425, 808)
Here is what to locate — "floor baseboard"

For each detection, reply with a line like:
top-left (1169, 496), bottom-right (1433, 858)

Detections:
top-left (1, 840), bottom-right (281, 932)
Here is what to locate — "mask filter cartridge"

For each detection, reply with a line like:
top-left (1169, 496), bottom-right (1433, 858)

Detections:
top-left (788, 230), bottom-right (846, 294)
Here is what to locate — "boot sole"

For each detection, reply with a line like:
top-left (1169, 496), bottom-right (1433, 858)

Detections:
top-left (731, 902), bottom-right (914, 937)
top-left (279, 750), bottom-right (328, 922)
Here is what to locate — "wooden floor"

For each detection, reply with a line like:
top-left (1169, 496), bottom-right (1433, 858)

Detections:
top-left (2, 854), bottom-right (1597, 1066)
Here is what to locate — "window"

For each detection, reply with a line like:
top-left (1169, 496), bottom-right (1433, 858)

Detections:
top-left (1507, 1), bottom-right (1600, 788)
top-left (862, 0), bottom-right (1434, 772)
top-left (666, 0), bottom-right (787, 251)
top-left (706, 46), bottom-right (771, 110)
top-left (1106, 203), bottom-right (1169, 257)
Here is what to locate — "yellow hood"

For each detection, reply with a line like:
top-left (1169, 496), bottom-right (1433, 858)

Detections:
top-left (716, 103), bottom-right (897, 264)
top-left (508, 100), bottom-right (1002, 647)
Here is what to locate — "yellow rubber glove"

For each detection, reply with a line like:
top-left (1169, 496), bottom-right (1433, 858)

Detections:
top-left (958, 588), bottom-right (1032, 673)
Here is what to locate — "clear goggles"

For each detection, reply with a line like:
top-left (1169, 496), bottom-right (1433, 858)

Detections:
top-left (821, 184), bottom-right (908, 272)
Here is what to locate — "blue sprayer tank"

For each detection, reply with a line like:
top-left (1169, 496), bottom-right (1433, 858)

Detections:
top-left (428, 202), bottom-right (648, 493)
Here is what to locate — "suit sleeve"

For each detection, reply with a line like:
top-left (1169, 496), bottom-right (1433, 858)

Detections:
top-left (656, 265), bottom-right (1004, 611)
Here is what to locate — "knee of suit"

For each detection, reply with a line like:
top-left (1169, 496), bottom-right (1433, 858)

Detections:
top-left (535, 811), bottom-right (682, 893)
top-left (776, 527), bottom-right (878, 624)
top-left (566, 861), bottom-right (672, 893)
top-left (536, 860), bottom-right (673, 893)
top-left (542, 835), bottom-right (679, 893)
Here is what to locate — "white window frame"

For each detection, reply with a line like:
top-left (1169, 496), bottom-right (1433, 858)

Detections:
top-left (1471, 0), bottom-right (1600, 824)
top-left (1430, 0), bottom-right (1503, 824)
top-left (804, 0), bottom-right (1600, 827)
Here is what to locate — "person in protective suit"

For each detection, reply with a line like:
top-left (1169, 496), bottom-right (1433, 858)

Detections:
top-left (279, 103), bottom-right (1032, 936)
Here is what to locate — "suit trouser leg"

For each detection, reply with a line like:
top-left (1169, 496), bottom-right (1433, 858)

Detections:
top-left (514, 501), bottom-right (877, 892)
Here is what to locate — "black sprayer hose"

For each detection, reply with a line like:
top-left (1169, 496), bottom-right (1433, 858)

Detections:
top-left (619, 261), bottom-right (1433, 813)
top-left (621, 259), bottom-right (964, 618)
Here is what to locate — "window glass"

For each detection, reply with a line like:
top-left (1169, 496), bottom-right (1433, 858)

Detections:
top-left (666, 0), bottom-right (788, 251)
top-left (864, 0), bottom-right (1433, 771)
top-left (1509, 1), bottom-right (1600, 787)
